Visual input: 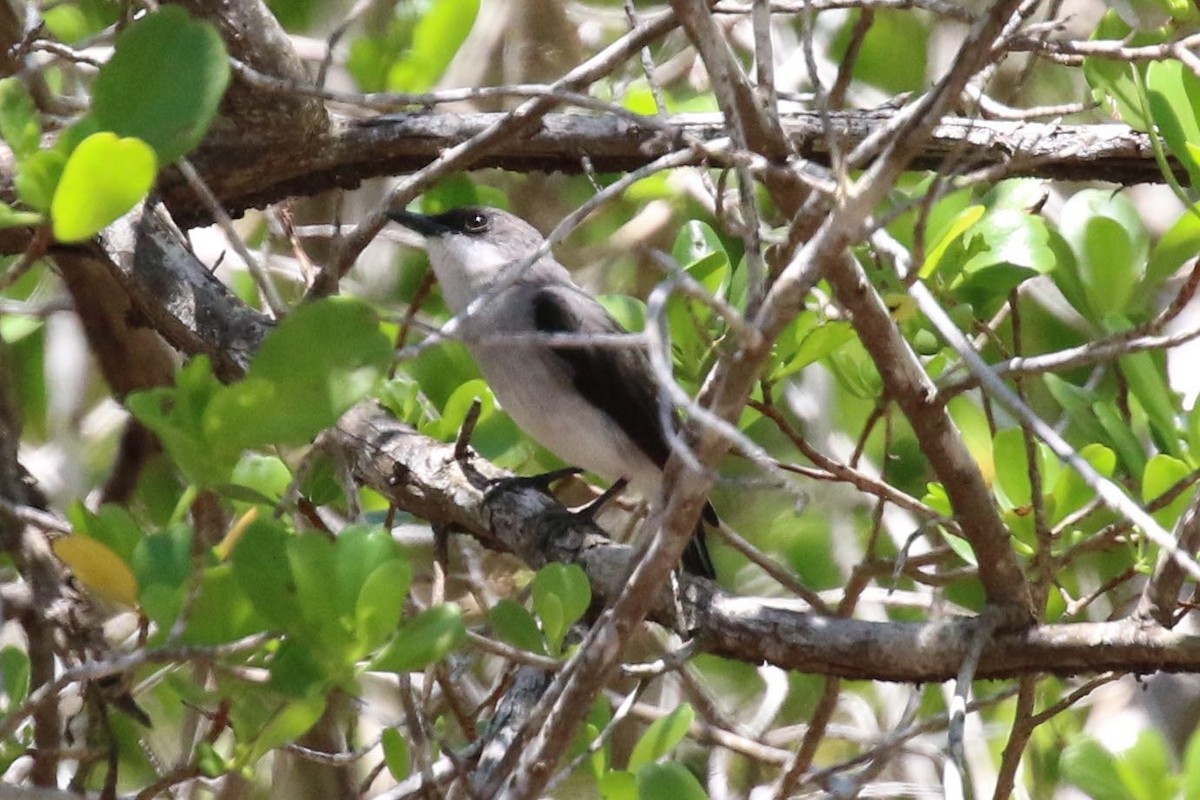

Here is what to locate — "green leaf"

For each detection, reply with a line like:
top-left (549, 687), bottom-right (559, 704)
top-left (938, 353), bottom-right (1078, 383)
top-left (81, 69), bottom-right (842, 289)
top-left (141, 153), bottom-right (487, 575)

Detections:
top-left (288, 533), bottom-right (354, 654)
top-left (372, 603), bottom-right (466, 673)
top-left (599, 771), bottom-right (638, 800)
top-left (622, 84), bottom-right (661, 116)
top-left (832, 9), bottom-right (927, 94)
top-left (919, 204), bottom-right (985, 279)
top-left (941, 530), bottom-right (978, 567)
top-left (961, 210), bottom-right (1055, 275)
top-left (532, 563), bottom-right (591, 654)
top-left (535, 593), bottom-right (564, 656)
top-left (1083, 217), bottom-right (1138, 316)
top-left (335, 525), bottom-right (403, 620)
top-left (382, 728), bottom-right (411, 781)
top-left (1115, 343), bottom-right (1181, 458)
top-left (1059, 189), bottom-right (1149, 322)
top-left (428, 379), bottom-right (494, 441)
top-left (377, 376), bottom-right (427, 425)
top-left (598, 295), bottom-right (647, 333)
top-left (1051, 443), bottom-right (1116, 526)
top-left (1083, 13), bottom-right (1149, 128)
top-left (14, 149), bottom-right (66, 214)
top-left (419, 174), bottom-right (499, 214)
top-left (1044, 375), bottom-right (1112, 451)
top-left (1060, 737), bottom-right (1132, 800)
top-left (43, 0), bottom-right (117, 43)
top-left (53, 114), bottom-right (100, 158)
top-left (992, 428), bottom-right (1033, 510)
top-left (50, 132), bottom-right (156, 242)
top-left (956, 263), bottom-right (1039, 317)
top-left (1142, 454), bottom-right (1192, 528)
top-left (0, 202), bottom-right (42, 230)
top-left (487, 598), bottom-right (546, 655)
top-left (635, 762), bottom-right (708, 800)
top-left (132, 524), bottom-right (193, 623)
top-left (247, 694), bottom-right (326, 764)
top-left (1180, 725), bottom-right (1200, 800)
top-left (1147, 210), bottom-right (1200, 290)
top-left (1145, 59), bottom-right (1200, 186)
top-left (182, 564), bottom-right (267, 645)
top-left (356, 560), bottom-right (411, 653)
top-left (267, 638), bottom-right (328, 697)
top-left (0, 78), bottom-right (41, 161)
top-left (127, 357), bottom-right (242, 487)
top-left (0, 645), bottom-right (31, 707)
top-left (388, 0), bottom-right (480, 92)
top-left (230, 519), bottom-right (304, 634)
top-left (947, 396), bottom-right (994, 481)
top-left (196, 742), bottom-right (226, 778)
top-left (72, 502), bottom-right (143, 563)
top-left (774, 320), bottom-right (855, 380)
top-left (582, 723), bottom-right (607, 779)
top-left (1093, 400), bottom-right (1147, 477)
top-left (93, 6), bottom-right (230, 163)
top-left (984, 178), bottom-right (1050, 212)
top-left (1114, 728), bottom-right (1176, 800)
top-left (665, 221), bottom-right (730, 369)
top-left (347, 25), bottom-right (409, 94)
top-left (628, 704), bottom-right (695, 771)
top-left (671, 220), bottom-right (730, 296)
top-left (229, 453), bottom-right (292, 504)
top-left (140, 584), bottom-right (187, 639)
top-left (205, 298), bottom-right (392, 449)
top-left (825, 337), bottom-right (882, 399)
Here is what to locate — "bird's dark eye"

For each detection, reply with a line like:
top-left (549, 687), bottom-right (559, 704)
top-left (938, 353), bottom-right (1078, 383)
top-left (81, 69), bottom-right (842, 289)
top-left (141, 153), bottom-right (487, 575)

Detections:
top-left (463, 212), bottom-right (489, 233)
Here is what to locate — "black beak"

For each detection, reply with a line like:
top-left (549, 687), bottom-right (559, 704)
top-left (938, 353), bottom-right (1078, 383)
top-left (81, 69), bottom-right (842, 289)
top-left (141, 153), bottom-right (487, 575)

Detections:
top-left (388, 210), bottom-right (449, 237)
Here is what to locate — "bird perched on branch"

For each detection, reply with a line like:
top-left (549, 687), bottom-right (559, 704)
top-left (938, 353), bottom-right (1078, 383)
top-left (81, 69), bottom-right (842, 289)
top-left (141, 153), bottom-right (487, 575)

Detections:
top-left (389, 206), bottom-right (716, 579)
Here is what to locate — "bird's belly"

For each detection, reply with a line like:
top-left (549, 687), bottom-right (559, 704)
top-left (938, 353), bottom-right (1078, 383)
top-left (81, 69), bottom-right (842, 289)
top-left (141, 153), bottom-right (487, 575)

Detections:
top-left (471, 342), bottom-right (661, 495)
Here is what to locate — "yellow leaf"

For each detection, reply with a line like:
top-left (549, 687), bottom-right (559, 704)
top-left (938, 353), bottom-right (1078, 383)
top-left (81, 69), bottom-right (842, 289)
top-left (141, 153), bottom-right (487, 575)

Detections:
top-left (52, 535), bottom-right (138, 607)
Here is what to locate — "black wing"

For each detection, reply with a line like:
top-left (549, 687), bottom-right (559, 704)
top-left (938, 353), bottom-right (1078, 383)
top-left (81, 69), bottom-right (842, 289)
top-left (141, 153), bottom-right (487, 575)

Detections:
top-left (532, 285), bottom-right (717, 579)
top-left (532, 285), bottom-right (672, 469)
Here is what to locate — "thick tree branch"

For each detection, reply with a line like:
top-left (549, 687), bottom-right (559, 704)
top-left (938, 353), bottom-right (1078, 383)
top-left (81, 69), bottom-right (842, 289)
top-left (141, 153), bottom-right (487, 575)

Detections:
top-left (90, 204), bottom-right (272, 381)
top-left (331, 402), bottom-right (1200, 682)
top-left (0, 111), bottom-right (1170, 235)
top-left (164, 111), bottom-right (1170, 227)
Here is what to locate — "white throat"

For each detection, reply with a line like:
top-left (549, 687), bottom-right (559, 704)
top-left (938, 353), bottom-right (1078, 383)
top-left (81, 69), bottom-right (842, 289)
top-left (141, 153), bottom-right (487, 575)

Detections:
top-left (425, 236), bottom-right (517, 313)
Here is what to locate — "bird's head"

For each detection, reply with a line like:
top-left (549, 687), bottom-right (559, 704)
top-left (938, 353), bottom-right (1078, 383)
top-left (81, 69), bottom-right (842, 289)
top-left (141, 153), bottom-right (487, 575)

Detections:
top-left (388, 206), bottom-right (554, 311)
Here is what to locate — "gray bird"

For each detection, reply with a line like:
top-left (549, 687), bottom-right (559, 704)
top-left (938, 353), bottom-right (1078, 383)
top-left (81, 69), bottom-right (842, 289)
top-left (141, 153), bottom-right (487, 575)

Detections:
top-left (389, 206), bottom-right (716, 578)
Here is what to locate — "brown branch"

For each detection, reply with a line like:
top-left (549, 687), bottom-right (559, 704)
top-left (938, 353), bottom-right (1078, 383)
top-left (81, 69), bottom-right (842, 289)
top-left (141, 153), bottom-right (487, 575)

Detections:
top-left (1137, 492), bottom-right (1200, 628)
top-left (118, 111), bottom-right (1179, 228)
top-left (85, 204), bottom-right (272, 382)
top-left (0, 110), bottom-right (1171, 239)
top-left (330, 402), bottom-right (1200, 681)
top-left (993, 676), bottom-right (1038, 800)
top-left (0, 348), bottom-right (62, 787)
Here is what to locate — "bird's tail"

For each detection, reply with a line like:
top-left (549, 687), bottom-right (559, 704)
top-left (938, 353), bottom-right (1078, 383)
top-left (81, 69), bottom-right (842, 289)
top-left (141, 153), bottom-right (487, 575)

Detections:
top-left (681, 502), bottom-right (718, 579)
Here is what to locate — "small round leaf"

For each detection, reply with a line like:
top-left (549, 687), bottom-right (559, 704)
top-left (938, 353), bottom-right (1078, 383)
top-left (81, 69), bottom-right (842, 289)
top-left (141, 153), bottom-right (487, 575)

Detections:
top-left (93, 7), bottom-right (230, 163)
top-left (50, 132), bottom-right (156, 242)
